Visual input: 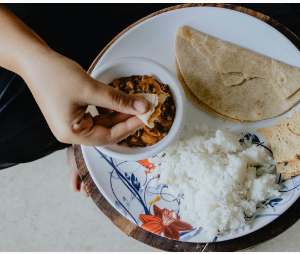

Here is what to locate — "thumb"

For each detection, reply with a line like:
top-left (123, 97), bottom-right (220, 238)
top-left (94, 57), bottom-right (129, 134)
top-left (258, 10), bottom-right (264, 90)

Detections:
top-left (86, 80), bottom-right (148, 115)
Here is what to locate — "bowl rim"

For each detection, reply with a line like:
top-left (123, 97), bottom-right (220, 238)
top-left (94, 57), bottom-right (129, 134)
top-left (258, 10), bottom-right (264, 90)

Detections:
top-left (90, 57), bottom-right (187, 160)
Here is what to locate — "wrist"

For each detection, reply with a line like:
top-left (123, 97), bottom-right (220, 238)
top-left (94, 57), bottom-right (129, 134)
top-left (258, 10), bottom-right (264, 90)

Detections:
top-left (17, 42), bottom-right (55, 78)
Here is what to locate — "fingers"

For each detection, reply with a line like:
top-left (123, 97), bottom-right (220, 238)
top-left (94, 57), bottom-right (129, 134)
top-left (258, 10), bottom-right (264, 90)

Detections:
top-left (68, 112), bottom-right (144, 146)
top-left (109, 116), bottom-right (145, 143)
top-left (86, 81), bottom-right (148, 115)
top-left (93, 112), bottom-right (132, 128)
top-left (67, 146), bottom-right (81, 192)
top-left (53, 79), bottom-right (149, 146)
top-left (68, 162), bottom-right (81, 192)
top-left (96, 107), bottom-right (113, 115)
top-left (67, 146), bottom-right (89, 197)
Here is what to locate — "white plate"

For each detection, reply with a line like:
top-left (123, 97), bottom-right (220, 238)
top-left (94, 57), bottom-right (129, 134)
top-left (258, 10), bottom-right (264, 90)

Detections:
top-left (82, 6), bottom-right (300, 243)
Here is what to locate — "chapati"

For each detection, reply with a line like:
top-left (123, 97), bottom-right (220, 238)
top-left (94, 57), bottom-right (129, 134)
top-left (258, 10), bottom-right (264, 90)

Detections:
top-left (175, 26), bottom-right (300, 123)
top-left (134, 93), bottom-right (167, 128)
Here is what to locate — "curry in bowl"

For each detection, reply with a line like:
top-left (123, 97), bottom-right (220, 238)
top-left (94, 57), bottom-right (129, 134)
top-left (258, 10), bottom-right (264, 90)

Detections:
top-left (109, 75), bottom-right (176, 147)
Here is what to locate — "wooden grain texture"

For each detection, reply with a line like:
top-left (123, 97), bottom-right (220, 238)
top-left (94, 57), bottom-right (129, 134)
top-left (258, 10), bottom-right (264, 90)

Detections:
top-left (75, 3), bottom-right (300, 252)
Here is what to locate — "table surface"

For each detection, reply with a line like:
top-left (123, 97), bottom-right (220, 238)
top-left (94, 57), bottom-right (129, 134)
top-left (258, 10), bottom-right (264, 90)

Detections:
top-left (74, 3), bottom-right (300, 252)
top-left (2, 149), bottom-right (300, 252)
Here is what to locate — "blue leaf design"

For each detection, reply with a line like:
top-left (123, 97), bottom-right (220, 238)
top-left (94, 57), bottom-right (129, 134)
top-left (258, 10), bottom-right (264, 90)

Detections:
top-left (115, 200), bottom-right (127, 217)
top-left (270, 198), bottom-right (283, 202)
top-left (212, 236), bottom-right (218, 242)
top-left (180, 228), bottom-right (203, 242)
top-left (279, 178), bottom-right (286, 184)
top-left (125, 172), bottom-right (130, 181)
top-left (131, 173), bottom-right (141, 191)
top-left (244, 133), bottom-right (251, 141)
top-left (179, 229), bottom-right (194, 237)
top-left (244, 133), bottom-right (260, 143)
top-left (95, 148), bottom-right (150, 215)
top-left (251, 134), bottom-right (260, 143)
top-left (123, 196), bottom-right (129, 207)
top-left (240, 133), bottom-right (272, 154)
top-left (268, 198), bottom-right (283, 207)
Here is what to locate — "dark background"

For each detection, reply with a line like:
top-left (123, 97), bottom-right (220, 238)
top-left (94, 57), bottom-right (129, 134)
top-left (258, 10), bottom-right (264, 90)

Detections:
top-left (5, 3), bottom-right (300, 71)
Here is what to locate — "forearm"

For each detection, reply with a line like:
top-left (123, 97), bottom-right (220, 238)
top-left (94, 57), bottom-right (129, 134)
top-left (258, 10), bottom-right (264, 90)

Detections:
top-left (0, 4), bottom-right (52, 76)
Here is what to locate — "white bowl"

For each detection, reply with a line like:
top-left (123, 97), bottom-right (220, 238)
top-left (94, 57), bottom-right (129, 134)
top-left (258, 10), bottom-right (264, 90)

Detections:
top-left (90, 57), bottom-right (186, 160)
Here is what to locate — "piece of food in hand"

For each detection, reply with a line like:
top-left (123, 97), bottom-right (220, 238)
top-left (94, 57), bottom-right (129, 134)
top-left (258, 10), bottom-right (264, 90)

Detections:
top-left (134, 93), bottom-right (158, 128)
top-left (134, 93), bottom-right (168, 128)
top-left (175, 26), bottom-right (300, 123)
top-left (108, 75), bottom-right (175, 147)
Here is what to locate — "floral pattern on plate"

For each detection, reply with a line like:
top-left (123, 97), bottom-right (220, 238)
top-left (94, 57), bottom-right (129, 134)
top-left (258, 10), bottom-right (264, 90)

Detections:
top-left (140, 204), bottom-right (193, 240)
top-left (86, 132), bottom-right (300, 242)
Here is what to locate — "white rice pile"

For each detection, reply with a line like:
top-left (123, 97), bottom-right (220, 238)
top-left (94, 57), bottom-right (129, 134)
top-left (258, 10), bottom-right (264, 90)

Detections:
top-left (148, 125), bottom-right (280, 237)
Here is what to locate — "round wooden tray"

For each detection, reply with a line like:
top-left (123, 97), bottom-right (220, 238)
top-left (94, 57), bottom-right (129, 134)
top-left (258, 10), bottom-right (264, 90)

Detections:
top-left (74, 3), bottom-right (300, 252)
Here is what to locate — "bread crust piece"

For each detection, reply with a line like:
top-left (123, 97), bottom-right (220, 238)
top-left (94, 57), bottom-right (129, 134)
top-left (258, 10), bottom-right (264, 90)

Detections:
top-left (288, 108), bottom-right (300, 135)
top-left (277, 161), bottom-right (300, 173)
top-left (281, 171), bottom-right (300, 180)
top-left (257, 122), bottom-right (300, 162)
top-left (134, 93), bottom-right (158, 128)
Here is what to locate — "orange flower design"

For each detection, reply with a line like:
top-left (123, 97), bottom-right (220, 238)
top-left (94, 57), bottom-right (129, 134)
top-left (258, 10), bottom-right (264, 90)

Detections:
top-left (138, 159), bottom-right (156, 174)
top-left (139, 205), bottom-right (193, 240)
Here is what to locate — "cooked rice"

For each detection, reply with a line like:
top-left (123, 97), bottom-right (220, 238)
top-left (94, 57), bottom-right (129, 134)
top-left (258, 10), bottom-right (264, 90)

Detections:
top-left (148, 125), bottom-right (280, 237)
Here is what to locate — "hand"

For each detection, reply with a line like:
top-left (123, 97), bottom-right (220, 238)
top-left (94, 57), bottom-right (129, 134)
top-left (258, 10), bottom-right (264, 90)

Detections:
top-left (1, 5), bottom-right (149, 146)
top-left (20, 51), bottom-right (148, 146)
top-left (0, 6), bottom-right (150, 196)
